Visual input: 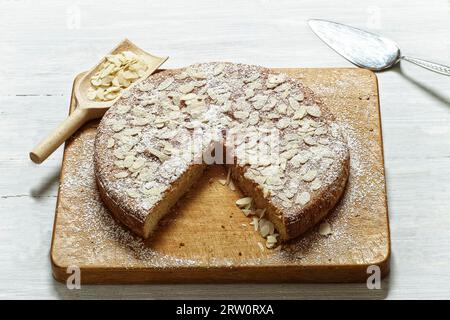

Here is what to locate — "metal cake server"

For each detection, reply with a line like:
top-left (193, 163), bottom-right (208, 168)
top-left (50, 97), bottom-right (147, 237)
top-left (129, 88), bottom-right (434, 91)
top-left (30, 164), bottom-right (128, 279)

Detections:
top-left (308, 19), bottom-right (450, 76)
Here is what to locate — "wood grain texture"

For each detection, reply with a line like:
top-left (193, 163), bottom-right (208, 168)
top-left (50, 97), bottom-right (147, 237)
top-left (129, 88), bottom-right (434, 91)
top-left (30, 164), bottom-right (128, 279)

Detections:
top-left (0, 0), bottom-right (449, 299)
top-left (50, 68), bottom-right (389, 283)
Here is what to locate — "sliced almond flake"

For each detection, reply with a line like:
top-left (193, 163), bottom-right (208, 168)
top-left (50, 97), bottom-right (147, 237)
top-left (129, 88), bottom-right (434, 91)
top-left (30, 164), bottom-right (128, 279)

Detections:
top-left (288, 97), bottom-right (300, 110)
top-left (306, 104), bottom-right (322, 117)
top-left (114, 171), bottom-right (129, 179)
top-left (263, 187), bottom-right (270, 198)
top-left (267, 234), bottom-right (278, 244)
top-left (311, 179), bottom-right (322, 191)
top-left (318, 221), bottom-right (332, 236)
top-left (112, 123), bottom-right (126, 132)
top-left (266, 242), bottom-right (276, 249)
top-left (292, 92), bottom-right (305, 101)
top-left (116, 104), bottom-right (131, 114)
top-left (138, 82), bottom-right (153, 92)
top-left (250, 94), bottom-right (267, 110)
top-left (276, 103), bottom-right (287, 114)
top-left (228, 179), bottom-right (236, 191)
top-left (259, 221), bottom-right (271, 237)
top-left (276, 118), bottom-right (290, 129)
top-left (293, 105), bottom-right (307, 120)
top-left (178, 83), bottom-right (195, 94)
top-left (145, 147), bottom-right (169, 162)
top-left (244, 73), bottom-right (260, 83)
top-left (322, 158), bottom-right (334, 168)
top-left (274, 82), bottom-right (291, 93)
top-left (302, 170), bottom-right (317, 182)
top-left (281, 200), bottom-right (292, 208)
top-left (132, 106), bottom-right (148, 117)
top-left (267, 113), bottom-right (280, 119)
top-left (113, 149), bottom-right (126, 159)
top-left (123, 155), bottom-right (135, 168)
top-left (236, 197), bottom-right (252, 208)
top-left (248, 111), bottom-right (260, 125)
top-left (244, 88), bottom-right (255, 100)
top-left (290, 151), bottom-right (310, 167)
top-left (303, 136), bottom-right (317, 146)
top-left (106, 138), bottom-right (115, 148)
top-left (131, 117), bottom-right (150, 126)
top-left (267, 175), bottom-right (283, 186)
top-left (131, 171), bottom-right (139, 178)
top-left (180, 93), bottom-right (197, 101)
top-left (131, 158), bottom-right (146, 170)
top-left (174, 72), bottom-right (188, 80)
top-left (250, 217), bottom-right (259, 231)
top-left (315, 126), bottom-right (328, 135)
top-left (267, 74), bottom-right (287, 88)
top-left (157, 77), bottom-right (174, 91)
top-left (213, 64), bottom-right (225, 76)
top-left (278, 193), bottom-right (290, 202)
top-left (194, 80), bottom-right (207, 88)
top-left (123, 127), bottom-right (142, 136)
top-left (187, 68), bottom-right (207, 79)
top-left (86, 88), bottom-right (97, 100)
top-left (257, 242), bottom-right (265, 251)
top-left (140, 98), bottom-right (157, 106)
top-left (234, 111), bottom-right (249, 119)
top-left (126, 189), bottom-right (140, 198)
top-left (278, 149), bottom-right (294, 161)
top-left (295, 191), bottom-right (311, 205)
top-left (114, 160), bottom-right (125, 168)
top-left (226, 167), bottom-right (232, 185)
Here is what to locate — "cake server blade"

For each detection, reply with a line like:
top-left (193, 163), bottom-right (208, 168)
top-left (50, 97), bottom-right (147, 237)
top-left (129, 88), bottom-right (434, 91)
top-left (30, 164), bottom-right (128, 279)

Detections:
top-left (308, 19), bottom-right (400, 71)
top-left (308, 19), bottom-right (450, 76)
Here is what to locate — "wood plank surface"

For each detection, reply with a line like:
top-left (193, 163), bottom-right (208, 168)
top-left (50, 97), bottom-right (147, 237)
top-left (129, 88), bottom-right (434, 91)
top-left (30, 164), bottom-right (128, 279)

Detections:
top-left (50, 68), bottom-right (390, 283)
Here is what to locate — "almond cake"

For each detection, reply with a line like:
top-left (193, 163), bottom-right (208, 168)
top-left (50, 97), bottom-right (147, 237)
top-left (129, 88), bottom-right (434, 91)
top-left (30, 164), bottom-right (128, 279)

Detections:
top-left (94, 62), bottom-right (350, 243)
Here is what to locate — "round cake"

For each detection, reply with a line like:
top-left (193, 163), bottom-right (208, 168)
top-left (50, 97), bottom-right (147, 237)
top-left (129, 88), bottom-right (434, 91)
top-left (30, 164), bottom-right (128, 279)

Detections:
top-left (94, 62), bottom-right (350, 241)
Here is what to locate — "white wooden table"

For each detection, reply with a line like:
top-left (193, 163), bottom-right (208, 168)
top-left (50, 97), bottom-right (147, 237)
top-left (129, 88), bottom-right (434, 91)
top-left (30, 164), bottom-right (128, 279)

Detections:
top-left (1, 0), bottom-right (449, 299)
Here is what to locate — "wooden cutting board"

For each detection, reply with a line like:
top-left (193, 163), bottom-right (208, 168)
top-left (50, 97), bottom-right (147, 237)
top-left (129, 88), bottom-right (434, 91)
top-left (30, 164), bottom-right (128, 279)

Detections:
top-left (50, 68), bottom-right (390, 283)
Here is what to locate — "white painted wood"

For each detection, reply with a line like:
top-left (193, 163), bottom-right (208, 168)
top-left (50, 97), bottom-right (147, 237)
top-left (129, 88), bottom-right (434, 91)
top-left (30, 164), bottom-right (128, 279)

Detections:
top-left (0, 0), bottom-right (449, 299)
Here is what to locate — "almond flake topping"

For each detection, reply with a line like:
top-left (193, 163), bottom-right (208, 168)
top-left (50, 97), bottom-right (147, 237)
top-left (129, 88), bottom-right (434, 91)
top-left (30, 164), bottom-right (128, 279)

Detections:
top-left (236, 197), bottom-right (252, 208)
top-left (318, 221), bottom-right (332, 236)
top-left (126, 189), bottom-right (140, 198)
top-left (157, 77), bottom-right (174, 91)
top-left (178, 83), bottom-right (195, 94)
top-left (145, 147), bottom-right (169, 162)
top-left (311, 179), bottom-right (322, 191)
top-left (114, 171), bottom-right (129, 178)
top-left (306, 104), bottom-right (322, 117)
top-left (106, 138), bottom-right (115, 148)
top-left (213, 64), bottom-right (225, 76)
top-left (302, 170), bottom-right (317, 182)
top-left (295, 191), bottom-right (311, 205)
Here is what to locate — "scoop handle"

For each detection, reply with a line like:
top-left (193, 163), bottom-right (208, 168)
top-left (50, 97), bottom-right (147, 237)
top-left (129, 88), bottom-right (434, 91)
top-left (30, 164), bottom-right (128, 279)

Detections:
top-left (401, 56), bottom-right (450, 76)
top-left (30, 108), bottom-right (91, 164)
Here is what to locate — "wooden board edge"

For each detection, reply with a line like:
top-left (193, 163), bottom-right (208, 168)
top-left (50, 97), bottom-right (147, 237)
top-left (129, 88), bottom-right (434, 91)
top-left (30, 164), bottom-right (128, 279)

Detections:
top-left (51, 258), bottom-right (390, 284)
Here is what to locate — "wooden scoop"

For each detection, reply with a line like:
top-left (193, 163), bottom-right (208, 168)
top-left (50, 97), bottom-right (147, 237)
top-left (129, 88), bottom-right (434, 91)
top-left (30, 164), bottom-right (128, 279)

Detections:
top-left (29, 39), bottom-right (168, 164)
